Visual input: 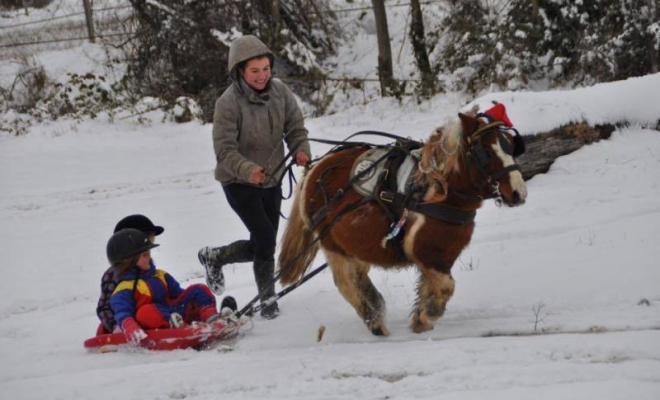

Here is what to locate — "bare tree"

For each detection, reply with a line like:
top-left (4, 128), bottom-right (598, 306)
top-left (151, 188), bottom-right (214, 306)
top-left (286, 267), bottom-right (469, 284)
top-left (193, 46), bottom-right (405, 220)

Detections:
top-left (409, 0), bottom-right (436, 96)
top-left (532, 301), bottom-right (548, 332)
top-left (647, 0), bottom-right (659, 73)
top-left (371, 0), bottom-right (396, 96)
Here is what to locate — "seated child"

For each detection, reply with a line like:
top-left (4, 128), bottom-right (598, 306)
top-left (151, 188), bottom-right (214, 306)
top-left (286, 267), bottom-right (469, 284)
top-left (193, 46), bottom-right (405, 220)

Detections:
top-left (107, 227), bottom-right (230, 344)
top-left (95, 215), bottom-right (165, 334)
top-left (96, 214), bottom-right (236, 339)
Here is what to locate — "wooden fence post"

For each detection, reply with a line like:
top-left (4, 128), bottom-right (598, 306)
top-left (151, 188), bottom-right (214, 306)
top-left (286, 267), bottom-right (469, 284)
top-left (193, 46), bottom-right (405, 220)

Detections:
top-left (82, 0), bottom-right (96, 43)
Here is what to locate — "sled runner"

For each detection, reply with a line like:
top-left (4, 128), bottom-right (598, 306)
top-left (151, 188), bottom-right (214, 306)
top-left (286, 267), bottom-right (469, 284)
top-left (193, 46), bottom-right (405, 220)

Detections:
top-left (84, 318), bottom-right (243, 352)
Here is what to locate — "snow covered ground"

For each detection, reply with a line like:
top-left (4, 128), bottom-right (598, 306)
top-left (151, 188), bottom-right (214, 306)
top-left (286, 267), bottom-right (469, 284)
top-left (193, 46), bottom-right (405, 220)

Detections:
top-left (2, 0), bottom-right (660, 397)
top-left (1, 71), bottom-right (659, 399)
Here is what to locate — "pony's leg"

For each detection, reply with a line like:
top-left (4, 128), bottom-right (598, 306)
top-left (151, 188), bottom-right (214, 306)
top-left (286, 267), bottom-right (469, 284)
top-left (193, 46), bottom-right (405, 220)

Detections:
top-left (325, 250), bottom-right (389, 336)
top-left (410, 268), bottom-right (455, 333)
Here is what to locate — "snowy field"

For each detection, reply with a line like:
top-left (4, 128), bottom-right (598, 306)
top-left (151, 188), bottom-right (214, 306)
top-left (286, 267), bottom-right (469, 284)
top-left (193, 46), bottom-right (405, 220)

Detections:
top-left (1, 71), bottom-right (659, 399)
top-left (2, 0), bottom-right (660, 397)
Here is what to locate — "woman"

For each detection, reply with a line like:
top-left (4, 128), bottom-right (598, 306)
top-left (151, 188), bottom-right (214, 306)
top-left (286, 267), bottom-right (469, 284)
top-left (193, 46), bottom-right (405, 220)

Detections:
top-left (198, 35), bottom-right (311, 320)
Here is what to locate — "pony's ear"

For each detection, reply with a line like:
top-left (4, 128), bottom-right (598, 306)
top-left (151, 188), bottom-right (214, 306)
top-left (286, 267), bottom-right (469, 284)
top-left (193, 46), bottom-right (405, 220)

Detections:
top-left (458, 113), bottom-right (479, 137)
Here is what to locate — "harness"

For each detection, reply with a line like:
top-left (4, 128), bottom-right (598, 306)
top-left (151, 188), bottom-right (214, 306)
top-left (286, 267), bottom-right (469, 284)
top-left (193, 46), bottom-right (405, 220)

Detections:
top-left (358, 141), bottom-right (475, 260)
top-left (313, 121), bottom-right (525, 261)
top-left (236, 121), bottom-right (526, 318)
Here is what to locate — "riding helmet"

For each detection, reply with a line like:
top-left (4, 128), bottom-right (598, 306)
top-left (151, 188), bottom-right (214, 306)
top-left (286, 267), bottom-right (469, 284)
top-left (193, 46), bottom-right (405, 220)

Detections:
top-left (113, 214), bottom-right (164, 236)
top-left (107, 228), bottom-right (160, 264)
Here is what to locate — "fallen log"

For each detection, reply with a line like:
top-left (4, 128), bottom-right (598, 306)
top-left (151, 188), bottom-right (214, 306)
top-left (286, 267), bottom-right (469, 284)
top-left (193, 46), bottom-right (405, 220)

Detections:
top-left (517, 123), bottom-right (616, 180)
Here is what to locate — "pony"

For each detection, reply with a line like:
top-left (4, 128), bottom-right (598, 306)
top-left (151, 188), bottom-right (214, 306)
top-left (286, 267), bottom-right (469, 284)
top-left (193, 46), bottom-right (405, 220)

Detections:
top-left (278, 108), bottom-right (527, 336)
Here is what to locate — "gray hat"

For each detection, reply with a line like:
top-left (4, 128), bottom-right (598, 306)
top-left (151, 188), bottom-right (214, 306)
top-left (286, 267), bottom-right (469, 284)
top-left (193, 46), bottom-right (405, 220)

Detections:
top-left (227, 35), bottom-right (274, 78)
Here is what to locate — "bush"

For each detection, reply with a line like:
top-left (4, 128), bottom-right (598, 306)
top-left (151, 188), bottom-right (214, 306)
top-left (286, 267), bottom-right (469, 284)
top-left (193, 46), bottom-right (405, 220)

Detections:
top-left (122, 0), bottom-right (338, 121)
top-left (42, 72), bottom-right (118, 120)
top-left (1, 70), bottom-right (123, 135)
top-left (431, 0), bottom-right (660, 94)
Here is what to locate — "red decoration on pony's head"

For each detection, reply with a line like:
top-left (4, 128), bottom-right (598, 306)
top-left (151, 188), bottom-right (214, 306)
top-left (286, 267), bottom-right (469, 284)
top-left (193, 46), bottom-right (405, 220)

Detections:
top-left (484, 103), bottom-right (513, 128)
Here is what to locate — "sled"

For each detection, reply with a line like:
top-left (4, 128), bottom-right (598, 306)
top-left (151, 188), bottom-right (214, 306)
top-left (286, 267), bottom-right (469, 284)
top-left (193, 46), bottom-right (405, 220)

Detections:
top-left (84, 318), bottom-right (243, 352)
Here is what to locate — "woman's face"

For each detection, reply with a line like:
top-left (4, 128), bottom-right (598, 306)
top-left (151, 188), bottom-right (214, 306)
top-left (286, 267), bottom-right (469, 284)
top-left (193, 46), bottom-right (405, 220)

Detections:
top-left (240, 56), bottom-right (271, 91)
top-left (136, 250), bottom-right (151, 272)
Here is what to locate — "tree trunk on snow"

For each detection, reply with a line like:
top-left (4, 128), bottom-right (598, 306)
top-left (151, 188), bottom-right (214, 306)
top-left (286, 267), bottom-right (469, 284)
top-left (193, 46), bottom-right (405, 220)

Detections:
top-left (647, 0), bottom-right (659, 73)
top-left (409, 0), bottom-right (435, 97)
top-left (517, 123), bottom-right (616, 180)
top-left (269, 0), bottom-right (282, 49)
top-left (82, 0), bottom-right (96, 43)
top-left (371, 0), bottom-right (396, 96)
top-left (531, 0), bottom-right (540, 20)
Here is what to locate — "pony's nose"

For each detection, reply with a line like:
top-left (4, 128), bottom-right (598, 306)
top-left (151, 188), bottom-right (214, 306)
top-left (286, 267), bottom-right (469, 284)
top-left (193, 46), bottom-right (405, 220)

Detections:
top-left (512, 190), bottom-right (525, 205)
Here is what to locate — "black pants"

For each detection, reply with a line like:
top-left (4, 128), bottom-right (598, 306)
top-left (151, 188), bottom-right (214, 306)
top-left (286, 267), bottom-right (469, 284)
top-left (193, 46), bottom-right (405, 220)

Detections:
top-left (223, 184), bottom-right (282, 262)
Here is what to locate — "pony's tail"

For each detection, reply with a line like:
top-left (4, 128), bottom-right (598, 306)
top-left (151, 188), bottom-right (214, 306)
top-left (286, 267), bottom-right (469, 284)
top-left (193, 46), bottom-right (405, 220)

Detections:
top-left (278, 182), bottom-right (319, 286)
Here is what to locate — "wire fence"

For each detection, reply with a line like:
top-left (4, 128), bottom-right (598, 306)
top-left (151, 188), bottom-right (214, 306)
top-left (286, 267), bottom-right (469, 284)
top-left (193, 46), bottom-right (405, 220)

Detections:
top-left (0, 1), bottom-right (448, 48)
top-left (0, 5), bottom-right (131, 30)
top-left (0, 2), bottom-right (134, 50)
top-left (1, 31), bottom-right (132, 48)
top-left (0, 0), bottom-right (444, 85)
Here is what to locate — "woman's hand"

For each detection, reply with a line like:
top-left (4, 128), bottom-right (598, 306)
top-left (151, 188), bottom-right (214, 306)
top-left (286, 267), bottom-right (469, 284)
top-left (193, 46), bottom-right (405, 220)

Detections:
top-left (250, 166), bottom-right (266, 184)
top-left (295, 151), bottom-right (310, 167)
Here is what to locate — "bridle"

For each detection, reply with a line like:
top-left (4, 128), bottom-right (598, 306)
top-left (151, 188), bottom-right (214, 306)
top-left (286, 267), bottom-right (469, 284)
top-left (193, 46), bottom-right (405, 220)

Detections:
top-left (457, 119), bottom-right (526, 205)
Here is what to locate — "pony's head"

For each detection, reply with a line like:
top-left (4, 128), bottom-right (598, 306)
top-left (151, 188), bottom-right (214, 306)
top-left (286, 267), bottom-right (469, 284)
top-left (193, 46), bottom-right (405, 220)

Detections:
top-left (457, 111), bottom-right (527, 206)
top-left (417, 110), bottom-right (527, 207)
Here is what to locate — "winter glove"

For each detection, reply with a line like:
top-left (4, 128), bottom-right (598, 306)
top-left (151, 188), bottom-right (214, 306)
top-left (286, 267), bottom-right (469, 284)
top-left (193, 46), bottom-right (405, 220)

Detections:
top-left (169, 312), bottom-right (184, 328)
top-left (122, 318), bottom-right (147, 345)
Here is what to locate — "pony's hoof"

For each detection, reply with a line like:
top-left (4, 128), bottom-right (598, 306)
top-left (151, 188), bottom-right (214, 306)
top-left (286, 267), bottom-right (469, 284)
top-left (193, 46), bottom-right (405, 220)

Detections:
top-left (410, 319), bottom-right (433, 334)
top-left (370, 324), bottom-right (390, 336)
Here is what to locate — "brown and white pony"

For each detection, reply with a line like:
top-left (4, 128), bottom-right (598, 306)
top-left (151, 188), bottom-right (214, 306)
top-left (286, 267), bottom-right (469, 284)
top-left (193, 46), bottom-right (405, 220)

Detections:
top-left (278, 111), bottom-right (527, 336)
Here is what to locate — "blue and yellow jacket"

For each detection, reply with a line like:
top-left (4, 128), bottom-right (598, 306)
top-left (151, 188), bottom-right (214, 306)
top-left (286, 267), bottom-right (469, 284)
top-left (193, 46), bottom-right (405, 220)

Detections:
top-left (110, 262), bottom-right (184, 327)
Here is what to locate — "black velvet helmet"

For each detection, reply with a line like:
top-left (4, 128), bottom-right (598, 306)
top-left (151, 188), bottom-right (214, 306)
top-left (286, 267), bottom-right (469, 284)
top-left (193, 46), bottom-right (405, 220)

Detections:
top-left (107, 228), bottom-right (159, 264)
top-left (113, 214), bottom-right (164, 236)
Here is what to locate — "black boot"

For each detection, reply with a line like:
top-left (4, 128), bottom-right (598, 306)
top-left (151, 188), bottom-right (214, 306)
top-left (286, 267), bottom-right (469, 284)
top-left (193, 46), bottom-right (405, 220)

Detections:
top-left (253, 259), bottom-right (279, 319)
top-left (220, 296), bottom-right (238, 313)
top-left (199, 240), bottom-right (253, 295)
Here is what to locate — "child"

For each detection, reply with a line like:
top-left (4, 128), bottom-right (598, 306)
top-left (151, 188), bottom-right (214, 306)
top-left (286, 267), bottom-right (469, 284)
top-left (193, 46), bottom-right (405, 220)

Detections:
top-left (107, 228), bottom-right (225, 344)
top-left (95, 214), bottom-right (164, 334)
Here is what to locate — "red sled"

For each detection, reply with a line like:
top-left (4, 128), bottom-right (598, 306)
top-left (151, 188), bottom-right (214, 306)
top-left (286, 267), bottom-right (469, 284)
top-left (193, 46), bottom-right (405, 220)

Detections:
top-left (84, 319), bottom-right (242, 352)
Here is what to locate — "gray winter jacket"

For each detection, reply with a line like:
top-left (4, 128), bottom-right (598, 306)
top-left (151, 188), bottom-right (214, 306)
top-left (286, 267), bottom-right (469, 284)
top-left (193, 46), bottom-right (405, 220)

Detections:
top-left (213, 35), bottom-right (311, 188)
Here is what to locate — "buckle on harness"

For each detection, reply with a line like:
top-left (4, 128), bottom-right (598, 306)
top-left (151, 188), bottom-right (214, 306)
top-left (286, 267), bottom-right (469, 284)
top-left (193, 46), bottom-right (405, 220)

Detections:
top-left (379, 191), bottom-right (395, 203)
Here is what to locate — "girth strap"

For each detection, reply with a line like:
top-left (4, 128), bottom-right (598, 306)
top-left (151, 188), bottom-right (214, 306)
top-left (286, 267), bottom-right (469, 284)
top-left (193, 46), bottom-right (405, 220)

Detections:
top-left (379, 190), bottom-right (477, 226)
top-left (410, 202), bottom-right (476, 225)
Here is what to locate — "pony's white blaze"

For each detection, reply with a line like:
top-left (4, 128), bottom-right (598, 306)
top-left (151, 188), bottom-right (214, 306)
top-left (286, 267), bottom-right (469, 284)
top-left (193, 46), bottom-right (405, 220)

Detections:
top-left (491, 141), bottom-right (528, 201)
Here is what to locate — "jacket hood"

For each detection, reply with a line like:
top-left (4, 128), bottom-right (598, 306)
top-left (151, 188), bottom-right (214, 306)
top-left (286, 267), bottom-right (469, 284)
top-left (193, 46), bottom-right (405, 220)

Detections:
top-left (228, 35), bottom-right (274, 82)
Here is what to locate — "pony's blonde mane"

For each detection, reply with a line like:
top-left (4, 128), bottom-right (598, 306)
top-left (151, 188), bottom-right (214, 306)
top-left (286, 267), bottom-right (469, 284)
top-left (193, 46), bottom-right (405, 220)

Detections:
top-left (416, 117), bottom-right (465, 188)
